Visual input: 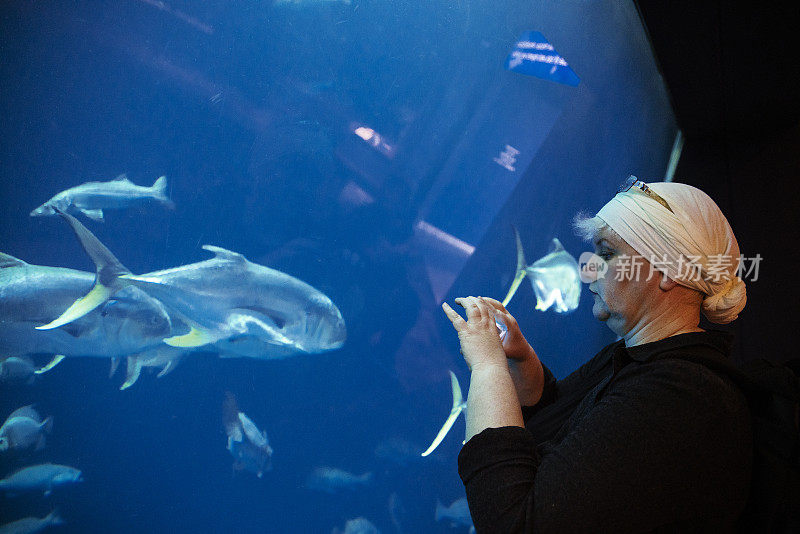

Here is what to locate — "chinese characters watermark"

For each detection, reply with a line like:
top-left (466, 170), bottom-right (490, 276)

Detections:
top-left (578, 253), bottom-right (762, 283)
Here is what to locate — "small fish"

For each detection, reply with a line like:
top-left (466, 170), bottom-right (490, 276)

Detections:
top-left (435, 497), bottom-right (475, 533)
top-left (118, 346), bottom-right (185, 390)
top-left (421, 370), bottom-right (465, 457)
top-left (0, 463), bottom-right (82, 496)
top-left (0, 357), bottom-right (36, 385)
top-left (501, 228), bottom-right (581, 313)
top-left (0, 511), bottom-right (63, 534)
top-left (30, 174), bottom-right (174, 222)
top-left (223, 393), bottom-right (273, 477)
top-left (0, 355), bottom-right (63, 385)
top-left (0, 406), bottom-right (53, 453)
top-left (332, 517), bottom-right (381, 534)
top-left (305, 467), bottom-right (373, 494)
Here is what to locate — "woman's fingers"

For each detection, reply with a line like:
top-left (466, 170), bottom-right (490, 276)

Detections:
top-left (456, 296), bottom-right (484, 322)
top-left (442, 302), bottom-right (466, 328)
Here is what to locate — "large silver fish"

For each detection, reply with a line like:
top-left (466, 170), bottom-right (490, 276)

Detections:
top-left (0, 406), bottom-right (52, 453)
top-left (0, 511), bottom-right (63, 534)
top-left (0, 463), bottom-right (82, 496)
top-left (39, 210), bottom-right (346, 355)
top-left (0, 252), bottom-right (172, 358)
top-left (501, 228), bottom-right (581, 313)
top-left (30, 174), bottom-right (174, 222)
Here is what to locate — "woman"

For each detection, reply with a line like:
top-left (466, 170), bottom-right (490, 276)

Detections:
top-left (443, 180), bottom-right (751, 533)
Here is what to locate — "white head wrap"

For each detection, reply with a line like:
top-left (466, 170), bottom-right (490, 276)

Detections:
top-left (596, 181), bottom-right (746, 324)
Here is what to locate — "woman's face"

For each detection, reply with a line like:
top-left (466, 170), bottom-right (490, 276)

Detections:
top-left (587, 228), bottom-right (661, 337)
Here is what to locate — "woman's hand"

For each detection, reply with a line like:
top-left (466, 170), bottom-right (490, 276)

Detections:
top-left (442, 296), bottom-right (507, 371)
top-left (479, 297), bottom-right (537, 362)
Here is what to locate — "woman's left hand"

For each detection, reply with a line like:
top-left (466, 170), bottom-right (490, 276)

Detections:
top-left (442, 296), bottom-right (508, 371)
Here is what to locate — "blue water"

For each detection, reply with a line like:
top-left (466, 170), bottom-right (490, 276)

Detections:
top-left (1, 1), bottom-right (677, 532)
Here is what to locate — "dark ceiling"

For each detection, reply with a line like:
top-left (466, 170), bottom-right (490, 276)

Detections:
top-left (635, 1), bottom-right (800, 140)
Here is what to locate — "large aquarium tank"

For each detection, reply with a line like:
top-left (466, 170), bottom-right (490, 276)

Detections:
top-left (1, 1), bottom-right (678, 532)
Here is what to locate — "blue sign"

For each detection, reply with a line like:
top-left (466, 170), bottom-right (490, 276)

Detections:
top-left (504, 31), bottom-right (580, 87)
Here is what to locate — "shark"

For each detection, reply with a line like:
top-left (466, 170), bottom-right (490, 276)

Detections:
top-left (30, 174), bottom-right (174, 222)
top-left (38, 210), bottom-right (347, 355)
top-left (501, 228), bottom-right (581, 313)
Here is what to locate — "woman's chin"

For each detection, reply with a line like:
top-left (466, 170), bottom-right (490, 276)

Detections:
top-left (592, 300), bottom-right (611, 321)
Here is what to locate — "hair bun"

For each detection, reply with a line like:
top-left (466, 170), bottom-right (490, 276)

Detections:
top-left (701, 276), bottom-right (747, 324)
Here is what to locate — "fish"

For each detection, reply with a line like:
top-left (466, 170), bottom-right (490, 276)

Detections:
top-left (0, 511), bottom-right (63, 534)
top-left (0, 406), bottom-right (53, 453)
top-left (0, 252), bottom-right (172, 359)
top-left (0, 357), bottom-right (36, 385)
top-left (435, 497), bottom-right (475, 533)
top-left (30, 174), bottom-right (174, 222)
top-left (118, 346), bottom-right (185, 390)
top-left (332, 517), bottom-right (381, 534)
top-left (39, 210), bottom-right (346, 356)
top-left (273, 0), bottom-right (352, 7)
top-left (304, 467), bottom-right (373, 494)
top-left (421, 370), bottom-right (466, 457)
top-left (223, 392), bottom-right (273, 477)
top-left (0, 463), bottom-right (82, 496)
top-left (501, 228), bottom-right (581, 313)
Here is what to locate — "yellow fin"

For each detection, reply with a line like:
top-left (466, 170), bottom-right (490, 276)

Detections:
top-left (164, 325), bottom-right (216, 348)
top-left (35, 354), bottom-right (65, 374)
top-left (421, 371), bottom-right (466, 457)
top-left (36, 284), bottom-right (111, 330)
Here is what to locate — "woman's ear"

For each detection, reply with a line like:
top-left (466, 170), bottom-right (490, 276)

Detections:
top-left (659, 271), bottom-right (678, 291)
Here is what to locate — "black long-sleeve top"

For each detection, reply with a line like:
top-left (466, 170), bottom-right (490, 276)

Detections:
top-left (458, 331), bottom-right (752, 533)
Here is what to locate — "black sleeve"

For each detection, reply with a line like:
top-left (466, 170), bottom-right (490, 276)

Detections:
top-left (458, 360), bottom-right (751, 533)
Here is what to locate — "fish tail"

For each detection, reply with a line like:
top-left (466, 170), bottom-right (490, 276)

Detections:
top-left (152, 176), bottom-right (175, 209)
top-left (36, 209), bottom-right (131, 329)
top-left (421, 371), bottom-right (465, 457)
top-left (501, 226), bottom-right (528, 307)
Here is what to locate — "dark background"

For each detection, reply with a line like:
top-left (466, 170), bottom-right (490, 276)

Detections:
top-left (636, 1), bottom-right (800, 364)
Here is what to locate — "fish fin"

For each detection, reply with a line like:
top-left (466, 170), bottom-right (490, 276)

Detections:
top-left (421, 371), bottom-right (465, 457)
top-left (8, 405), bottom-right (40, 420)
top-left (164, 325), bottom-right (219, 348)
top-left (109, 357), bottom-right (120, 378)
top-left (36, 284), bottom-right (112, 330)
top-left (202, 245), bottom-right (246, 263)
top-left (0, 252), bottom-right (27, 268)
top-left (549, 237), bottom-right (565, 252)
top-left (35, 355), bottom-right (65, 374)
top-left (42, 416), bottom-right (54, 435)
top-left (112, 174), bottom-right (130, 182)
top-left (156, 360), bottom-right (174, 378)
top-left (120, 357), bottom-right (143, 390)
top-left (501, 227), bottom-right (529, 307)
top-left (36, 209), bottom-right (131, 329)
top-left (81, 208), bottom-right (104, 222)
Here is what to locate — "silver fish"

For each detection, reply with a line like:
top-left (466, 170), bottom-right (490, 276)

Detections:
top-left (40, 210), bottom-right (346, 356)
top-left (0, 252), bottom-right (172, 358)
top-left (421, 370), bottom-right (466, 457)
top-left (0, 406), bottom-right (52, 453)
top-left (305, 467), bottom-right (373, 494)
top-left (501, 228), bottom-right (581, 313)
top-left (223, 393), bottom-right (273, 477)
top-left (0, 463), bottom-right (82, 496)
top-left (0, 511), bottom-right (63, 534)
top-left (30, 174), bottom-right (173, 222)
top-left (333, 517), bottom-right (381, 534)
top-left (435, 497), bottom-right (475, 532)
top-left (0, 357), bottom-right (36, 385)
